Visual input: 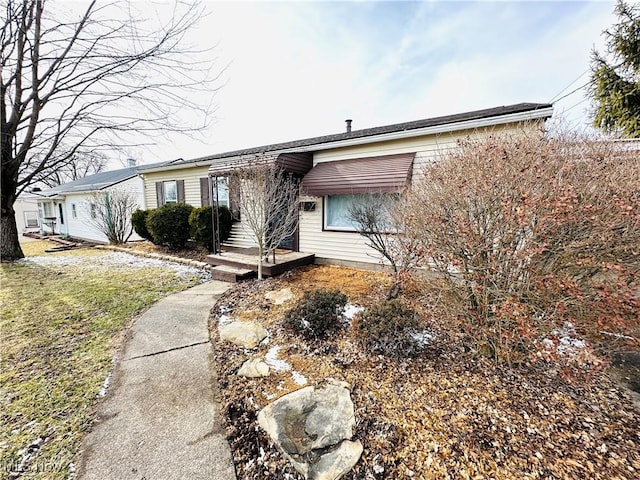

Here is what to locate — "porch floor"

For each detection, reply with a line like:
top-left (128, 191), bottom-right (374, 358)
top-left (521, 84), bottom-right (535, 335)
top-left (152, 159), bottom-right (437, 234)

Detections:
top-left (206, 247), bottom-right (315, 278)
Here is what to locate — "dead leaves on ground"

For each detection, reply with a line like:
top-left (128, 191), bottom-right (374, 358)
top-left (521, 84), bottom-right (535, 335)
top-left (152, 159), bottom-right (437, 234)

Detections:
top-left (211, 266), bottom-right (640, 479)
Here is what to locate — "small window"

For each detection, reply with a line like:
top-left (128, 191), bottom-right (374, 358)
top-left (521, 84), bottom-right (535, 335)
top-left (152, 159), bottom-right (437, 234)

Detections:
top-left (164, 180), bottom-right (178, 204)
top-left (43, 202), bottom-right (54, 218)
top-left (90, 203), bottom-right (97, 219)
top-left (72, 204), bottom-right (77, 219)
top-left (213, 177), bottom-right (229, 207)
top-left (24, 211), bottom-right (39, 228)
top-left (324, 194), bottom-right (396, 232)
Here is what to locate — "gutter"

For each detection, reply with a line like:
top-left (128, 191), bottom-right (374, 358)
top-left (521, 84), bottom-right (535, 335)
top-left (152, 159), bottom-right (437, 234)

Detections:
top-left (137, 159), bottom-right (216, 174)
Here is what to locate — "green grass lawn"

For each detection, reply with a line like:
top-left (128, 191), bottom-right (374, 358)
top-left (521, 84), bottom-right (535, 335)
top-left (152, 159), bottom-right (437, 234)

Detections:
top-left (0, 241), bottom-right (204, 479)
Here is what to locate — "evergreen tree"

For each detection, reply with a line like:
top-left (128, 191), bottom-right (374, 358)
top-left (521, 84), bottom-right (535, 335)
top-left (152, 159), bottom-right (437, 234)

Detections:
top-left (590, 0), bottom-right (640, 137)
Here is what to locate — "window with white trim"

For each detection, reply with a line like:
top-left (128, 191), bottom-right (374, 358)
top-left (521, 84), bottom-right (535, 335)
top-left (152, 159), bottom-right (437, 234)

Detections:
top-left (24, 211), bottom-right (39, 228)
top-left (324, 194), bottom-right (397, 232)
top-left (43, 202), bottom-right (54, 218)
top-left (164, 180), bottom-right (178, 204)
top-left (213, 177), bottom-right (229, 207)
top-left (72, 204), bottom-right (77, 219)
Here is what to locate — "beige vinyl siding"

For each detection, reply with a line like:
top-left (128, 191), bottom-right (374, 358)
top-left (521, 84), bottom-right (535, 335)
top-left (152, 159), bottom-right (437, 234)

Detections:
top-left (312, 122), bottom-right (538, 179)
top-left (142, 166), bottom-right (210, 208)
top-left (300, 121), bottom-right (541, 266)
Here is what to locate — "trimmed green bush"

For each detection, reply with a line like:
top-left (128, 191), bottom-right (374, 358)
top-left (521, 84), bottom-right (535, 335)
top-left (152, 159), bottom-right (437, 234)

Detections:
top-left (188, 205), bottom-right (233, 251)
top-left (354, 299), bottom-right (424, 358)
top-left (284, 289), bottom-right (348, 340)
top-left (146, 203), bottom-right (194, 249)
top-left (131, 209), bottom-right (154, 241)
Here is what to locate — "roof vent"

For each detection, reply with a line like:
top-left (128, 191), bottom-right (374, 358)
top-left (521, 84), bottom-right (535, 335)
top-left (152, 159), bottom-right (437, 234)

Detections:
top-left (345, 119), bottom-right (352, 133)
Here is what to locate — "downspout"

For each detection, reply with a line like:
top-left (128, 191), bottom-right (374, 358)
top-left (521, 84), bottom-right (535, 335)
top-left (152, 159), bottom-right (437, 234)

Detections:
top-left (105, 192), bottom-right (113, 240)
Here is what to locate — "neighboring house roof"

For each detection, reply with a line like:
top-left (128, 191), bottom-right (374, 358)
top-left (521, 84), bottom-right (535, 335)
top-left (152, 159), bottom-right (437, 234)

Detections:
top-left (137, 102), bottom-right (553, 174)
top-left (36, 166), bottom-right (138, 198)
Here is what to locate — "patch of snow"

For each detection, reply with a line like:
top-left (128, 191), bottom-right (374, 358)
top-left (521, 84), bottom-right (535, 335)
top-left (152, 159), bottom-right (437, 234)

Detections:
top-left (218, 314), bottom-right (233, 326)
top-left (343, 303), bottom-right (364, 320)
top-left (19, 252), bottom-right (211, 281)
top-left (98, 373), bottom-right (111, 397)
top-left (291, 371), bottom-right (307, 386)
top-left (539, 322), bottom-right (588, 357)
top-left (218, 304), bottom-right (232, 314)
top-left (265, 346), bottom-right (291, 372)
top-left (410, 330), bottom-right (436, 348)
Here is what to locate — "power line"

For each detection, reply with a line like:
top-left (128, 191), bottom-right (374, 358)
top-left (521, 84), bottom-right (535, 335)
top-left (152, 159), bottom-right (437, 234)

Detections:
top-left (549, 68), bottom-right (590, 103)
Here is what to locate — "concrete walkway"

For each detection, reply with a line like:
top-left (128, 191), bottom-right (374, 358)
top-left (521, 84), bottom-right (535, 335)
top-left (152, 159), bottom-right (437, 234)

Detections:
top-left (77, 281), bottom-right (236, 480)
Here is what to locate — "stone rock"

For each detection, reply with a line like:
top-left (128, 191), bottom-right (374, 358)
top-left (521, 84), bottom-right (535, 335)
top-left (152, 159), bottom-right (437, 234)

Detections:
top-left (309, 440), bottom-right (364, 480)
top-left (265, 288), bottom-right (294, 305)
top-left (218, 321), bottom-right (267, 349)
top-left (257, 382), bottom-right (361, 480)
top-left (237, 358), bottom-right (270, 378)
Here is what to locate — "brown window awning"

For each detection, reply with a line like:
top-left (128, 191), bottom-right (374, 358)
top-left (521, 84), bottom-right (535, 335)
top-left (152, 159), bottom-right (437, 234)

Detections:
top-left (301, 152), bottom-right (415, 196)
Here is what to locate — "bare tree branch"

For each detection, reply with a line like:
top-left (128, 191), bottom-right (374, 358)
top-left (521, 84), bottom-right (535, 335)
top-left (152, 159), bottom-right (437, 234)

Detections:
top-left (1, 0), bottom-right (222, 260)
top-left (227, 160), bottom-right (301, 279)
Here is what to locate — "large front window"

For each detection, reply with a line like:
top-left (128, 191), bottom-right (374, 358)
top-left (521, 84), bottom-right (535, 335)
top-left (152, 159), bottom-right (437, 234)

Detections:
top-left (324, 194), bottom-right (397, 232)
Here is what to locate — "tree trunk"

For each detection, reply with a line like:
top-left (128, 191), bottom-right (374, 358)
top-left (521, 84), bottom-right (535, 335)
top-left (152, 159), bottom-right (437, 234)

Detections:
top-left (1, 207), bottom-right (24, 261)
top-left (257, 245), bottom-right (263, 280)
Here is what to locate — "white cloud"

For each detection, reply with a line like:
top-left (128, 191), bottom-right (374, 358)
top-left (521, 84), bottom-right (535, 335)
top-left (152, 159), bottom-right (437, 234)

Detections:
top-left (61, 0), bottom-right (622, 166)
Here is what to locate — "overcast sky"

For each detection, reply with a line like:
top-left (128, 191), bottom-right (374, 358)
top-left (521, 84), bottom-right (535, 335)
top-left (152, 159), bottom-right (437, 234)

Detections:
top-left (124, 0), bottom-right (617, 165)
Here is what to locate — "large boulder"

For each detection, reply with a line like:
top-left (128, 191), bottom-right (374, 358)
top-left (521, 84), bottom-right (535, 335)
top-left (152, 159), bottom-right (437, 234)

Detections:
top-left (219, 321), bottom-right (267, 349)
top-left (257, 380), bottom-right (362, 480)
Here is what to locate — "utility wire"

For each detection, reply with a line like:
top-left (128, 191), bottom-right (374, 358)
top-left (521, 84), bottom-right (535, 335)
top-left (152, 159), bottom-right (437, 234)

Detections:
top-left (549, 68), bottom-right (590, 103)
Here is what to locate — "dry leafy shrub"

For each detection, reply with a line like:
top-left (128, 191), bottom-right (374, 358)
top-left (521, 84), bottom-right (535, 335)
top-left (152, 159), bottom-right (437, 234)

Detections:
top-left (347, 194), bottom-right (426, 299)
top-left (406, 131), bottom-right (640, 363)
top-left (354, 299), bottom-right (426, 358)
top-left (283, 288), bottom-right (348, 340)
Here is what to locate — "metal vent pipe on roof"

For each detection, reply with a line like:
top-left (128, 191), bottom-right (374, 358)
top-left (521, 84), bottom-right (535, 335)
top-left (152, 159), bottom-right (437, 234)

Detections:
top-left (345, 119), bottom-right (352, 133)
top-left (127, 158), bottom-right (136, 167)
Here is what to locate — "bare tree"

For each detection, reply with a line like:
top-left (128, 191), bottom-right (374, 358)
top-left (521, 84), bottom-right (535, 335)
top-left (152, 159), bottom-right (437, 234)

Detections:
top-left (228, 163), bottom-right (300, 279)
top-left (37, 150), bottom-right (108, 187)
top-left (85, 188), bottom-right (139, 244)
top-left (1, 0), bottom-right (221, 260)
top-left (348, 193), bottom-right (424, 298)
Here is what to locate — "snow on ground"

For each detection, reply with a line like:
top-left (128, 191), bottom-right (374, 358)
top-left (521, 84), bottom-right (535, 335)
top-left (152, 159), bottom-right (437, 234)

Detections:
top-left (265, 345), bottom-right (307, 385)
top-left (410, 330), bottom-right (436, 348)
top-left (265, 346), bottom-right (291, 371)
top-left (343, 303), bottom-right (365, 321)
top-left (540, 322), bottom-right (588, 357)
top-left (18, 252), bottom-right (211, 281)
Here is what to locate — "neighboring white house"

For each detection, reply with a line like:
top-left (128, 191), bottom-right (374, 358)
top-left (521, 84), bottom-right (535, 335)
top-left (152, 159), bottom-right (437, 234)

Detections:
top-left (13, 194), bottom-right (41, 234)
top-left (35, 167), bottom-right (145, 243)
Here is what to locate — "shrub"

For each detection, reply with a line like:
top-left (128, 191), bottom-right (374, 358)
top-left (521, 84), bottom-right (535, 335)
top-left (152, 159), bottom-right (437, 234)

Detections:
top-left (188, 205), bottom-right (233, 251)
top-left (146, 203), bottom-right (194, 249)
top-left (131, 209), bottom-right (153, 241)
top-left (354, 299), bottom-right (423, 358)
top-left (284, 289), bottom-right (348, 340)
top-left (406, 131), bottom-right (640, 362)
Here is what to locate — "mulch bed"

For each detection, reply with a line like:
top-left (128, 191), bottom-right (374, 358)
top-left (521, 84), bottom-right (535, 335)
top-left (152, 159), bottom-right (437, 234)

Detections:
top-left (210, 265), bottom-right (640, 480)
